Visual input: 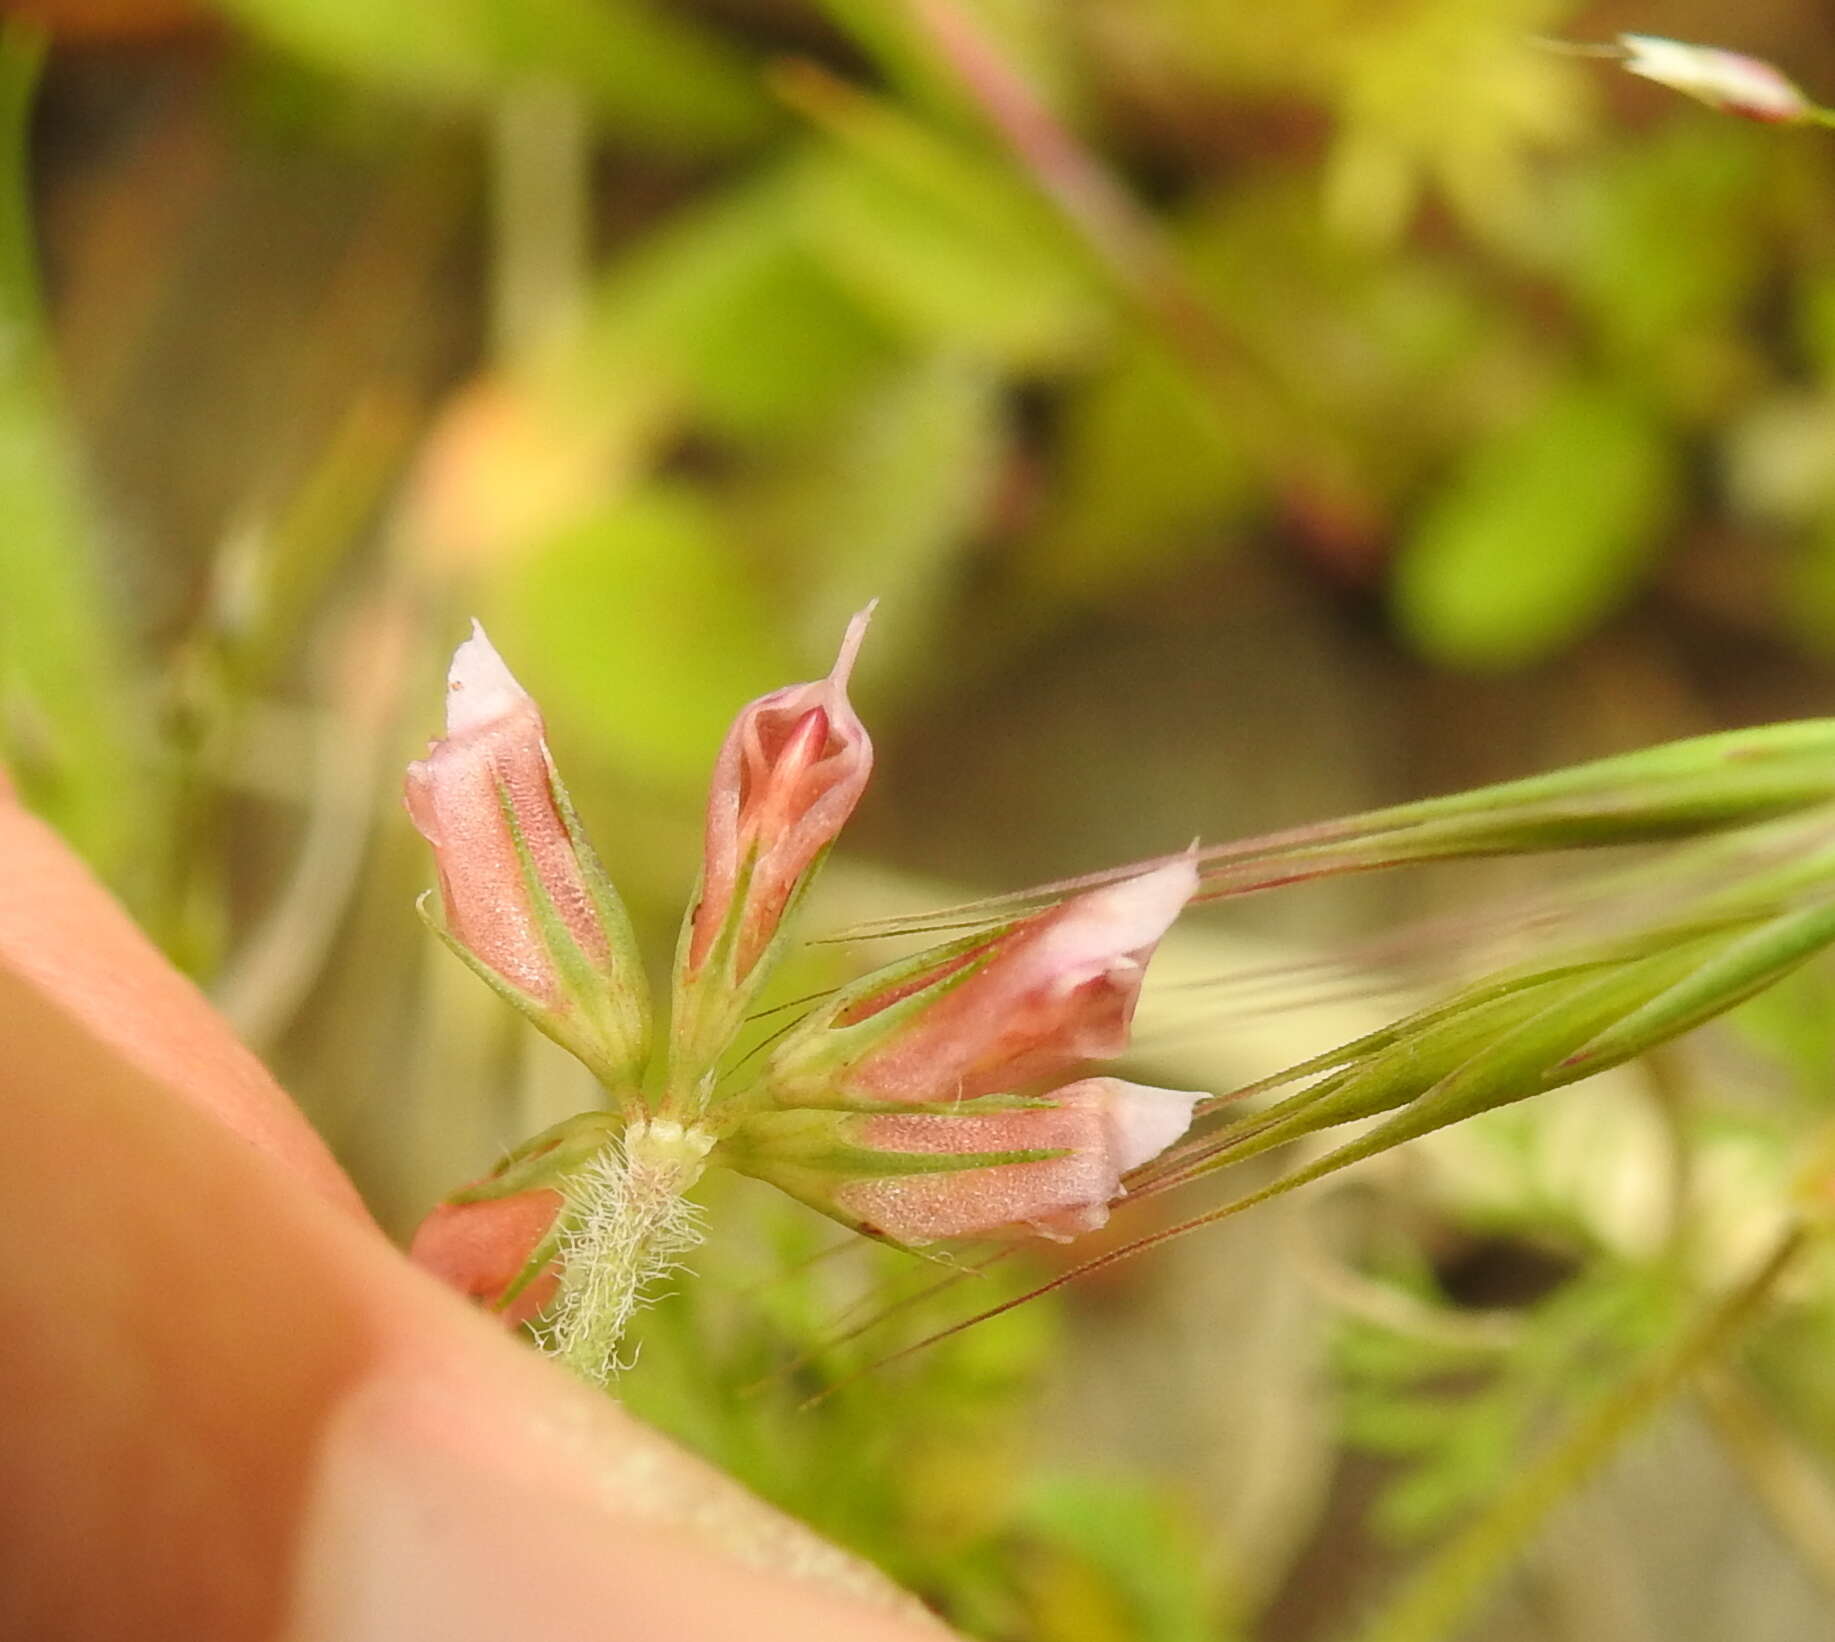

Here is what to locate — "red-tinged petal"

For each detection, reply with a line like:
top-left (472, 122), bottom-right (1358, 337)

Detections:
top-left (407, 624), bottom-right (612, 1001)
top-left (840, 1096), bottom-right (1116, 1243)
top-left (1619, 34), bottom-right (1813, 122)
top-left (837, 858), bottom-right (1197, 1103)
top-left (724, 1077), bottom-right (1203, 1245)
top-left (404, 624), bottom-right (659, 1108)
top-left (689, 608), bottom-right (875, 980)
top-left (410, 1189), bottom-right (563, 1327)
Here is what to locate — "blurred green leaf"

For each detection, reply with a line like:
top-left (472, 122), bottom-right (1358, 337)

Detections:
top-left (490, 483), bottom-right (792, 787)
top-left (1024, 337), bottom-right (1248, 594)
top-left (587, 166), bottom-right (898, 442)
top-left (1181, 180), bottom-right (1495, 458)
top-left (0, 28), bottom-right (147, 885)
top-left (617, 1176), bottom-right (1061, 1628)
top-left (1783, 505), bottom-right (1835, 659)
top-left (208, 0), bottom-right (769, 150)
top-left (1564, 120), bottom-right (1766, 370)
top-left (1796, 268), bottom-right (1835, 384)
top-left (1729, 951), bottom-right (1835, 1108)
top-left (1391, 383), bottom-right (1674, 669)
top-left (815, 0), bottom-right (1082, 134)
top-left (782, 71), bottom-right (1109, 368)
top-left (1338, 1265), bottom-right (1670, 1543)
top-left (1321, 0), bottom-right (1590, 247)
top-left (1020, 1474), bottom-right (1225, 1642)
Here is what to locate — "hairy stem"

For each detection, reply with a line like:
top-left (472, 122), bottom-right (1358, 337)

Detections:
top-left (543, 1119), bottom-right (713, 1388)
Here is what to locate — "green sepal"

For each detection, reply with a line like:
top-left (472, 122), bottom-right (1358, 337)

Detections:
top-left (494, 772), bottom-right (651, 1092)
top-left (717, 1103), bottom-right (1064, 1179)
top-left (492, 1218), bottom-right (567, 1316)
top-left (441, 1109), bottom-right (624, 1205)
top-left (760, 922), bottom-right (1023, 1109)
top-left (542, 748), bottom-right (652, 1070)
top-left (714, 1104), bottom-right (1067, 1246)
top-left (416, 893), bottom-right (642, 1112)
top-left (666, 841), bottom-right (835, 1110)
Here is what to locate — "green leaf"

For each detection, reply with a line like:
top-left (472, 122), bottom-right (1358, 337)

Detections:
top-left (1564, 121), bottom-right (1766, 366)
top-left (588, 166), bottom-right (898, 442)
top-left (207, 0), bottom-right (770, 151)
top-left (1391, 383), bottom-right (1674, 670)
top-left (1020, 1473), bottom-right (1223, 1642)
top-left (0, 28), bottom-right (149, 885)
top-left (1024, 338), bottom-right (1250, 596)
top-left (1319, 2), bottom-right (1588, 248)
top-left (782, 75), bottom-right (1107, 368)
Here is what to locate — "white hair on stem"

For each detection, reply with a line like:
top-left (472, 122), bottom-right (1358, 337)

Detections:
top-left (541, 1124), bottom-right (709, 1387)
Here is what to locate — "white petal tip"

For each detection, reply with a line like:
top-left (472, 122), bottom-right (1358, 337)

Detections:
top-left (1101, 1081), bottom-right (1204, 1174)
top-left (444, 621), bottom-right (529, 735)
top-left (1096, 856), bottom-right (1200, 933)
top-left (1162, 852), bottom-right (1202, 897)
top-left (1617, 34), bottom-right (1806, 118)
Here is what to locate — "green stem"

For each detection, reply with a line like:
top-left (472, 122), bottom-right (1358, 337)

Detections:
top-left (1350, 1225), bottom-right (1810, 1642)
top-left (544, 1119), bottom-right (714, 1388)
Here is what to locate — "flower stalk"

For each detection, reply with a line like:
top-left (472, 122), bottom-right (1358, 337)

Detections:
top-left (543, 1119), bottom-right (715, 1388)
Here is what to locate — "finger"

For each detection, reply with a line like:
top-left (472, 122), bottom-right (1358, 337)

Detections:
top-left (0, 955), bottom-right (951, 1642)
top-left (0, 781), bottom-right (954, 1640)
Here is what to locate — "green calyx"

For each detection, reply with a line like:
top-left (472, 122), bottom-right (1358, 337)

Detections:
top-left (442, 1109), bottom-right (627, 1205)
top-left (493, 760), bottom-right (651, 1091)
top-left (720, 1101), bottom-right (1062, 1170)
top-left (759, 921), bottom-right (1019, 1108)
top-left (713, 1104), bottom-right (1068, 1242)
top-left (664, 840), bottom-right (832, 1113)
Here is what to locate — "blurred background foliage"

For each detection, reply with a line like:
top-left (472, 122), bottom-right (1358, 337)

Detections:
top-left (8, 0), bottom-right (1835, 1636)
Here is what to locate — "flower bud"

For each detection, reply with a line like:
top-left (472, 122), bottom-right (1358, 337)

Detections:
top-left (411, 1189), bottom-right (563, 1326)
top-left (719, 1077), bottom-right (1203, 1243)
top-left (766, 857), bottom-right (1197, 1108)
top-left (407, 1110), bottom-right (621, 1322)
top-left (684, 608), bottom-right (875, 987)
top-left (406, 624), bottom-right (650, 1087)
top-left (1619, 34), bottom-right (1815, 123)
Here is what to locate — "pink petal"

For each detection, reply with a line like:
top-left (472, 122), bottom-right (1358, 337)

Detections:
top-left (409, 1189), bottom-right (563, 1327)
top-left (835, 1077), bottom-right (1201, 1243)
top-left (843, 858), bottom-right (1197, 1102)
top-left (689, 608), bottom-right (876, 978)
top-left (405, 629), bottom-right (608, 1002)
